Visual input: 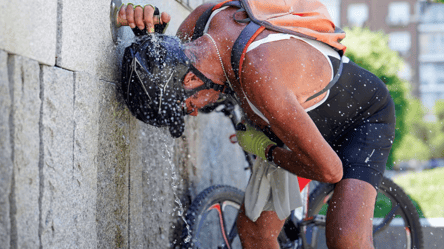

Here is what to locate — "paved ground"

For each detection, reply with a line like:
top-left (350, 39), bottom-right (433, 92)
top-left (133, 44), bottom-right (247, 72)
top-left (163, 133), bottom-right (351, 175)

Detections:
top-left (314, 218), bottom-right (444, 248)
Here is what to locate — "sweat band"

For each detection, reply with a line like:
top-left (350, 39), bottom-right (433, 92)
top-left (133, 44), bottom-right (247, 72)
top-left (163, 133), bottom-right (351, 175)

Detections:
top-left (267, 145), bottom-right (278, 162)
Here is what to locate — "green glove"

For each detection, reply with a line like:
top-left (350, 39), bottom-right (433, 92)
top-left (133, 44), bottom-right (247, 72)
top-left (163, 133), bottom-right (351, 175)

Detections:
top-left (235, 123), bottom-right (276, 161)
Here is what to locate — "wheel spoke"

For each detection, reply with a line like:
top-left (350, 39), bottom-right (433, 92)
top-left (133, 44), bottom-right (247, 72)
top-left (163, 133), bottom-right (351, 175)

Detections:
top-left (226, 215), bottom-right (239, 245)
top-left (373, 203), bottom-right (400, 235)
top-left (195, 209), bottom-right (212, 248)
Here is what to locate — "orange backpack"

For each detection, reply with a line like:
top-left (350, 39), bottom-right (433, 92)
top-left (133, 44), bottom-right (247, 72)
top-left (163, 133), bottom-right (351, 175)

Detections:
top-left (192, 0), bottom-right (345, 101)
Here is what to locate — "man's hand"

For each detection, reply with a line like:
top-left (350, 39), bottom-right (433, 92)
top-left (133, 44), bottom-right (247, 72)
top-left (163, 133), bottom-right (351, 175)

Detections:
top-left (117, 4), bottom-right (171, 33)
top-left (235, 123), bottom-right (276, 161)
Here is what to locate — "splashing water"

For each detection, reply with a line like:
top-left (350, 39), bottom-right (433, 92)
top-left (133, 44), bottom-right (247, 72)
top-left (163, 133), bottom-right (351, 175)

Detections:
top-left (162, 140), bottom-right (192, 244)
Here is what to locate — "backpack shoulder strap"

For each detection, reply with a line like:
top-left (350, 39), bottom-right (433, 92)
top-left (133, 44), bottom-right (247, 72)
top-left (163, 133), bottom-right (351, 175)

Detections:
top-left (230, 20), bottom-right (343, 102)
top-left (191, 5), bottom-right (216, 41)
top-left (305, 56), bottom-right (344, 102)
top-left (231, 23), bottom-right (344, 101)
top-left (230, 22), bottom-right (264, 85)
top-left (191, 0), bottom-right (241, 41)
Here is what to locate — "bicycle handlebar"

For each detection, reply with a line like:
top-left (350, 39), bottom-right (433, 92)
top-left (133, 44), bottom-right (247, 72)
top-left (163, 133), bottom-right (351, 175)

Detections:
top-left (202, 95), bottom-right (243, 128)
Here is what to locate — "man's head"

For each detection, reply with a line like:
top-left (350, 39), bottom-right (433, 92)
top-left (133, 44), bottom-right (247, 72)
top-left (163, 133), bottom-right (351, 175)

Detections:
top-left (120, 34), bottom-right (224, 137)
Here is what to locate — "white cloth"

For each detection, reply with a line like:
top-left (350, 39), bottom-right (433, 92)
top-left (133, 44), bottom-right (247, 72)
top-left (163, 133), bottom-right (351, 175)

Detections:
top-left (244, 159), bottom-right (302, 222)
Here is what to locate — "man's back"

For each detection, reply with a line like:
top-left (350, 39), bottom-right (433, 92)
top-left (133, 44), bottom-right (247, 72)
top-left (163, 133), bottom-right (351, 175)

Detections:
top-left (178, 4), bottom-right (337, 128)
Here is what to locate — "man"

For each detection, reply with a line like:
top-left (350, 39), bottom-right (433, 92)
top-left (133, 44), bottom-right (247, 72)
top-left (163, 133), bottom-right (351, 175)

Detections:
top-left (118, 1), bottom-right (395, 248)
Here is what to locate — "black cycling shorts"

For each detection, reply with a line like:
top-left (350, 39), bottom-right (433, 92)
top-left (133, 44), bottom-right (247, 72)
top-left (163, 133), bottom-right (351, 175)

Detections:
top-left (308, 58), bottom-right (396, 190)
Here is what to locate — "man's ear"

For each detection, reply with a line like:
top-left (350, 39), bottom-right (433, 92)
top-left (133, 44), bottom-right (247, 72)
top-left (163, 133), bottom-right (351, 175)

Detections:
top-left (183, 71), bottom-right (204, 90)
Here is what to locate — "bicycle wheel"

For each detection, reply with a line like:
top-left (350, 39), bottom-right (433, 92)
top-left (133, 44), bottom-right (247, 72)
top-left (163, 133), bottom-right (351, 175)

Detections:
top-left (181, 185), bottom-right (244, 249)
top-left (306, 177), bottom-right (424, 249)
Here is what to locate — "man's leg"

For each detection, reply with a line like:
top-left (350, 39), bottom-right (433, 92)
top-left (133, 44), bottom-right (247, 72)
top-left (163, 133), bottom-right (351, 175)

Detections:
top-left (325, 178), bottom-right (377, 249)
top-left (237, 205), bottom-right (285, 249)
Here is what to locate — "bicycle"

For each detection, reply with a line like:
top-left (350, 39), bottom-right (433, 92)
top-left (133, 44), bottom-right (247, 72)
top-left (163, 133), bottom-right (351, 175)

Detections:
top-left (180, 96), bottom-right (424, 249)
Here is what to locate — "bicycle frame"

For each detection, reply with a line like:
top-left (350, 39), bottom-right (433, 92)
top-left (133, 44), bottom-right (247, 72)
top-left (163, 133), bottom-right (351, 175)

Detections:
top-left (215, 180), bottom-right (316, 249)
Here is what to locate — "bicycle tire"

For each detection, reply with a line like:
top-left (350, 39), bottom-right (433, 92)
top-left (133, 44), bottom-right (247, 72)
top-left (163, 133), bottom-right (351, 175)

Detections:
top-left (181, 185), bottom-right (244, 249)
top-left (306, 176), bottom-right (424, 249)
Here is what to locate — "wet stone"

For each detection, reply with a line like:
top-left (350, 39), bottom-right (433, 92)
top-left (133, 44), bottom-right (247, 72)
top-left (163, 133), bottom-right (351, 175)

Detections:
top-left (0, 50), bottom-right (13, 248)
top-left (0, 0), bottom-right (57, 65)
top-left (96, 81), bottom-right (130, 248)
top-left (40, 66), bottom-right (75, 248)
top-left (56, 0), bottom-right (117, 79)
top-left (140, 125), bottom-right (177, 247)
top-left (72, 71), bottom-right (100, 248)
top-left (9, 55), bottom-right (40, 248)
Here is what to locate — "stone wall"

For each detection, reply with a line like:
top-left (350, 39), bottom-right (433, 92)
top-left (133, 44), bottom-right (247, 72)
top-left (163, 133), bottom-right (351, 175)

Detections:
top-left (0, 0), bottom-right (248, 248)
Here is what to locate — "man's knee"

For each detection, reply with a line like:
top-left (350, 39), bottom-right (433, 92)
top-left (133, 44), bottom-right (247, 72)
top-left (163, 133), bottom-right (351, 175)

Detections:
top-left (237, 212), bottom-right (278, 240)
top-left (325, 179), bottom-right (377, 249)
top-left (237, 209), bottom-right (284, 246)
top-left (238, 228), bottom-right (278, 243)
top-left (325, 225), bottom-right (373, 249)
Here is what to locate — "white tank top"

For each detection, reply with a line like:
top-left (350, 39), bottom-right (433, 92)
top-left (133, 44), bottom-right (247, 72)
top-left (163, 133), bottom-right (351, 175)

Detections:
top-left (204, 7), bottom-right (349, 124)
top-left (244, 34), bottom-right (346, 123)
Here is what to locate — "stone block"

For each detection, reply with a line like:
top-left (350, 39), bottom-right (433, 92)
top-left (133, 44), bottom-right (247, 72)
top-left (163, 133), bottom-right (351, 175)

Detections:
top-left (8, 55), bottom-right (40, 248)
top-left (126, 117), bottom-right (186, 248)
top-left (56, 0), bottom-right (119, 81)
top-left (40, 66), bottom-right (76, 248)
top-left (140, 124), bottom-right (179, 247)
top-left (128, 120), bottom-right (145, 249)
top-left (56, 0), bottom-right (190, 82)
top-left (96, 81), bottom-right (130, 248)
top-left (72, 71), bottom-right (101, 248)
top-left (93, 80), bottom-right (188, 248)
top-left (0, 0), bottom-right (57, 65)
top-left (115, 82), bottom-right (191, 247)
top-left (0, 50), bottom-right (12, 249)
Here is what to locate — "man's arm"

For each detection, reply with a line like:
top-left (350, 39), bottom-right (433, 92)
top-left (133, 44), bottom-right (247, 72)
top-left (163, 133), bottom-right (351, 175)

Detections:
top-left (254, 90), bottom-right (342, 183)
top-left (240, 44), bottom-right (343, 184)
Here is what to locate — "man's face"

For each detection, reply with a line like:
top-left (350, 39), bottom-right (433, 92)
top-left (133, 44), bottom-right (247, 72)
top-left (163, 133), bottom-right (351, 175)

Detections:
top-left (184, 89), bottom-right (221, 116)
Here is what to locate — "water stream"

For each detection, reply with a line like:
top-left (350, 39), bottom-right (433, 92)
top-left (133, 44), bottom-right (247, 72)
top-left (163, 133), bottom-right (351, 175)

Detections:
top-left (163, 143), bottom-right (192, 244)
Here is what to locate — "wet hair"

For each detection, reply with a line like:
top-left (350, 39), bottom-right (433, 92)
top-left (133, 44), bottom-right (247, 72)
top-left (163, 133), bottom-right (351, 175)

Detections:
top-left (120, 34), bottom-right (191, 137)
